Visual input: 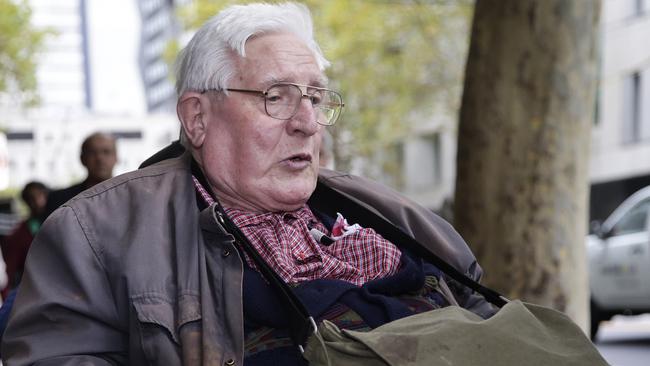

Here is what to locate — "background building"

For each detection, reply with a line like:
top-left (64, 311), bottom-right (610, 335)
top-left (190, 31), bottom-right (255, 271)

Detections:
top-left (137, 0), bottom-right (180, 113)
top-left (0, 0), bottom-right (181, 193)
top-left (589, 0), bottom-right (650, 222)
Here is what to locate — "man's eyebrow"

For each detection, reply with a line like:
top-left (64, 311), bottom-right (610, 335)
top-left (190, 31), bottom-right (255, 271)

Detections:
top-left (311, 77), bottom-right (329, 88)
top-left (263, 76), bottom-right (283, 86)
top-left (260, 75), bottom-right (330, 88)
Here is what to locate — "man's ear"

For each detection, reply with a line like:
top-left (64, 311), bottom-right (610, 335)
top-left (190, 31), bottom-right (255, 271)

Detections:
top-left (177, 91), bottom-right (209, 149)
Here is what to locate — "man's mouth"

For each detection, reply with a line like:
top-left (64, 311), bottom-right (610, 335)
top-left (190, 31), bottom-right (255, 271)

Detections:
top-left (287, 153), bottom-right (312, 163)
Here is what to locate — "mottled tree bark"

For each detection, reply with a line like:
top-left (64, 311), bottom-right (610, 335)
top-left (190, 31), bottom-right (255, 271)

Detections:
top-left (454, 0), bottom-right (600, 330)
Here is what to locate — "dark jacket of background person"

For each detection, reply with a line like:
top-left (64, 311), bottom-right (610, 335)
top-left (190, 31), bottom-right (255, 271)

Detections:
top-left (0, 182), bottom-right (48, 299)
top-left (0, 222), bottom-right (33, 300)
top-left (42, 181), bottom-right (88, 220)
top-left (1, 153), bottom-right (492, 365)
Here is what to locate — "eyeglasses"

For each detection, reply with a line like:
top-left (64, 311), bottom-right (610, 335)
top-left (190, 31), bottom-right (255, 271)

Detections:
top-left (206, 83), bottom-right (344, 126)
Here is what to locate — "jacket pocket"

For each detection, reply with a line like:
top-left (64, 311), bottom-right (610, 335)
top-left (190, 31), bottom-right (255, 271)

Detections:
top-left (131, 294), bottom-right (201, 365)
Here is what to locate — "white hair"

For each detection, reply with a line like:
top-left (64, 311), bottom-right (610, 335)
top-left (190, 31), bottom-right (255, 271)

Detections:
top-left (175, 2), bottom-right (330, 96)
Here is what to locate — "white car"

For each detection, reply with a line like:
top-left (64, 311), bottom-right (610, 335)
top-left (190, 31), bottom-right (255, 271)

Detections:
top-left (587, 185), bottom-right (650, 339)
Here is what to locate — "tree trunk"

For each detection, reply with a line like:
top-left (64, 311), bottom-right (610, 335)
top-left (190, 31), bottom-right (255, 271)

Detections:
top-left (454, 0), bottom-right (601, 331)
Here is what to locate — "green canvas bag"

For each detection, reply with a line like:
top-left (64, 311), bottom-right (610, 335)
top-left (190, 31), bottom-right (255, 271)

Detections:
top-left (303, 300), bottom-right (610, 366)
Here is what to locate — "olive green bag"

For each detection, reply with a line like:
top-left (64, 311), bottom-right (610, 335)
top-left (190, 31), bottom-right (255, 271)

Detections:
top-left (303, 300), bottom-right (610, 366)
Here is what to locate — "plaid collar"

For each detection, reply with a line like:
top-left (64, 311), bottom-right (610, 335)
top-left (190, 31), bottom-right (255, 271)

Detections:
top-left (192, 175), bottom-right (215, 207)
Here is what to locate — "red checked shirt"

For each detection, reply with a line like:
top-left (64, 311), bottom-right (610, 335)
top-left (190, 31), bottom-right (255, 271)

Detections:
top-left (226, 205), bottom-right (402, 286)
top-left (192, 175), bottom-right (402, 286)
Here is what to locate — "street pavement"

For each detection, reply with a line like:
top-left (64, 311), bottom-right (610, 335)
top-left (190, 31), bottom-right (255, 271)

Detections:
top-left (595, 314), bottom-right (650, 366)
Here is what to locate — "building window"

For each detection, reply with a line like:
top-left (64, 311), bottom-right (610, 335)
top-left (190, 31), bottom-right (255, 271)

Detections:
top-left (644, 69), bottom-right (650, 141)
top-left (635, 0), bottom-right (646, 16)
top-left (622, 71), bottom-right (642, 144)
top-left (593, 89), bottom-right (600, 126)
top-left (6, 132), bottom-right (34, 141)
top-left (379, 142), bottom-right (404, 190)
top-left (420, 133), bottom-right (442, 187)
top-left (628, 0), bottom-right (647, 17)
top-left (405, 132), bottom-right (442, 192)
top-left (112, 131), bottom-right (143, 140)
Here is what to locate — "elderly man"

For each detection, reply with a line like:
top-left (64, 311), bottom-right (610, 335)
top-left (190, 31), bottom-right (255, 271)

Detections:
top-left (44, 132), bottom-right (118, 218)
top-left (2, 3), bottom-right (495, 365)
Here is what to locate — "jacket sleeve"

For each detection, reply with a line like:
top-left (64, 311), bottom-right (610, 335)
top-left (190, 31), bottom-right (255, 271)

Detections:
top-left (1, 206), bottom-right (127, 365)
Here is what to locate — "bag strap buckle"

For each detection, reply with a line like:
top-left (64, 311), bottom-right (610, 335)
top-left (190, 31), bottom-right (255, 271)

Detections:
top-left (298, 317), bottom-right (319, 354)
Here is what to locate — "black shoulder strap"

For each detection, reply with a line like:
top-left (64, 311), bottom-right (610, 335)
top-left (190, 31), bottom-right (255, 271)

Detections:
top-left (211, 203), bottom-right (317, 351)
top-left (190, 159), bottom-right (317, 349)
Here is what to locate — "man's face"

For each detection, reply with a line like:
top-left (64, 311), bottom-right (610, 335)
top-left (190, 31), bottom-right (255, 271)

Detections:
top-left (81, 135), bottom-right (117, 183)
top-left (198, 32), bottom-right (325, 212)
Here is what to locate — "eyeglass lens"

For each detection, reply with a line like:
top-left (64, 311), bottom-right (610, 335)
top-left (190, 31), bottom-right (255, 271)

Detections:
top-left (265, 84), bottom-right (342, 125)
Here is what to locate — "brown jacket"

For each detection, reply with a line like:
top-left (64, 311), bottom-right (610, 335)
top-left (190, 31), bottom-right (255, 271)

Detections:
top-left (2, 153), bottom-right (490, 365)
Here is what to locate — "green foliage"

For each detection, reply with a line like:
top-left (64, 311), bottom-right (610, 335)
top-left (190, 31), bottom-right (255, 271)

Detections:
top-left (174, 0), bottom-right (472, 176)
top-left (0, 0), bottom-right (49, 107)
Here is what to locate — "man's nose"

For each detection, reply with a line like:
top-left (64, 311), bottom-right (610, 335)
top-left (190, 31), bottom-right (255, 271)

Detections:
top-left (287, 97), bottom-right (320, 135)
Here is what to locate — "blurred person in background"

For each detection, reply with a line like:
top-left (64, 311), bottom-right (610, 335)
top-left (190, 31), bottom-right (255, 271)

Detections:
top-left (44, 132), bottom-right (117, 218)
top-left (0, 181), bottom-right (48, 300)
top-left (2, 3), bottom-right (494, 365)
top-left (0, 181), bottom-right (48, 351)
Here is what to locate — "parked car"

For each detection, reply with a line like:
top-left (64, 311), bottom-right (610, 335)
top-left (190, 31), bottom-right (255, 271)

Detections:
top-left (587, 185), bottom-right (650, 339)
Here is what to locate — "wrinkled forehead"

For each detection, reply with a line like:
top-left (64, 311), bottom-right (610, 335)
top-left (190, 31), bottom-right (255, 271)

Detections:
top-left (234, 32), bottom-right (328, 88)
